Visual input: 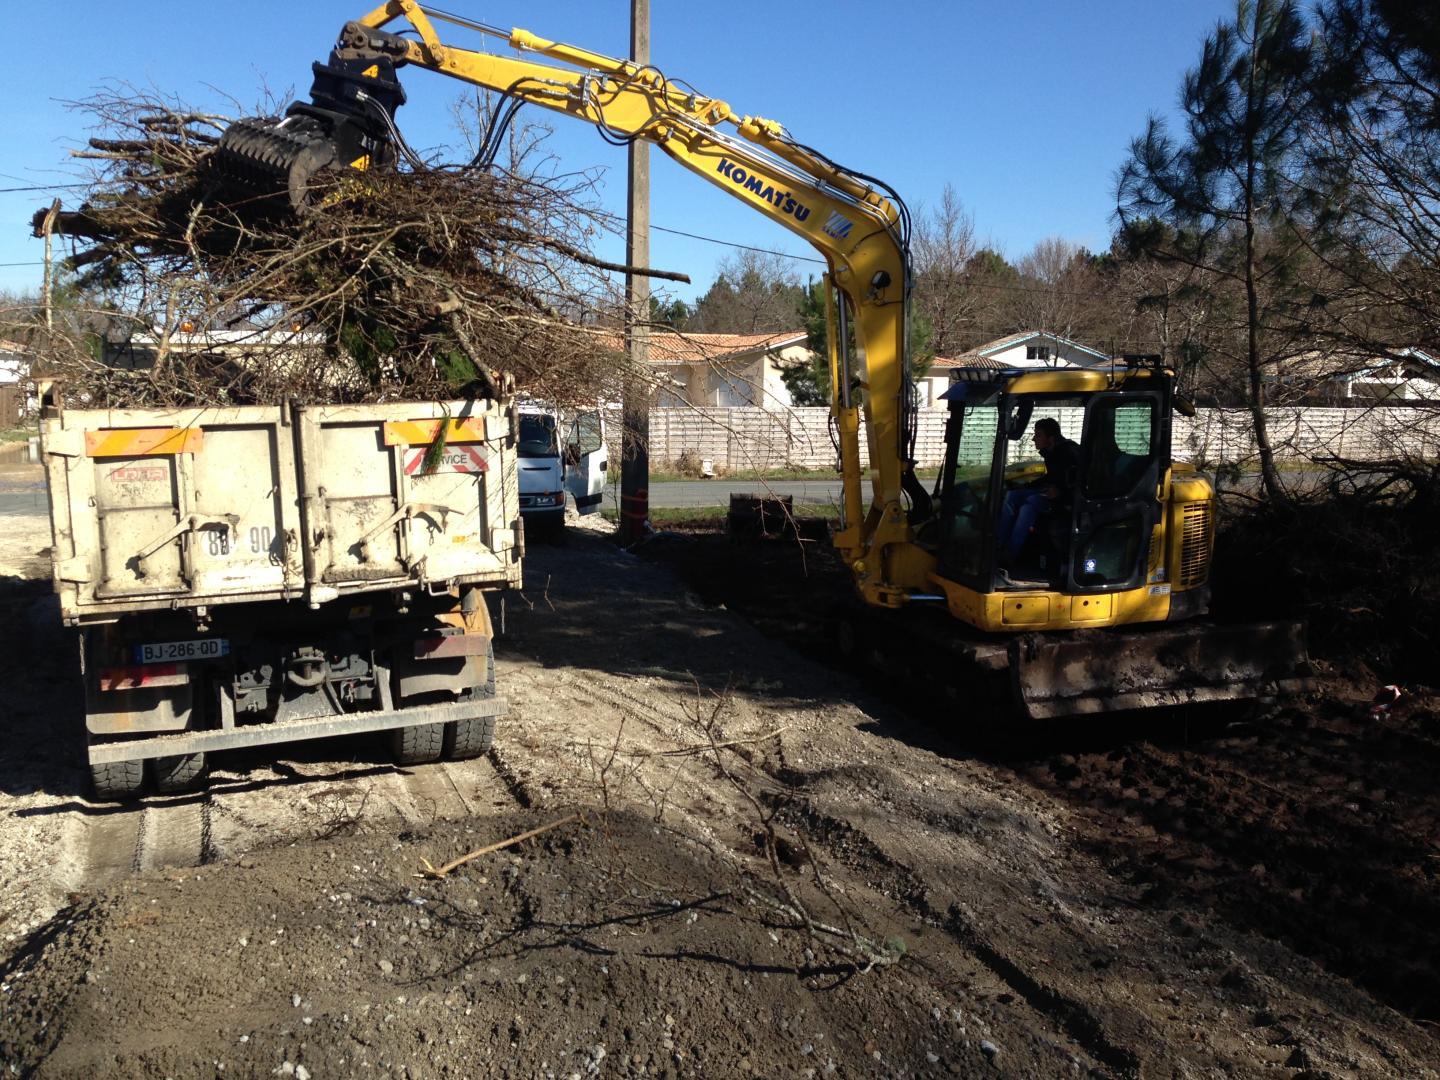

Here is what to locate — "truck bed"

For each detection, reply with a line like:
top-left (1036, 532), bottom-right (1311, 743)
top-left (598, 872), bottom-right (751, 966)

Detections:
top-left (41, 399), bottom-right (522, 622)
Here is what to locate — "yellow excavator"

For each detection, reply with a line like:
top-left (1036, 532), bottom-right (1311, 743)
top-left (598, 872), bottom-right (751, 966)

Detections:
top-left (210, 1), bottom-right (1308, 721)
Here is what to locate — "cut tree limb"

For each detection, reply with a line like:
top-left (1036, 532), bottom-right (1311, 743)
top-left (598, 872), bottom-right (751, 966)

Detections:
top-left (416, 812), bottom-right (586, 879)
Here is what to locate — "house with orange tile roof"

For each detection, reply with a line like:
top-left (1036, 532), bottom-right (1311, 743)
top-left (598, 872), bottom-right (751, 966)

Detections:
top-left (636, 328), bottom-right (812, 409)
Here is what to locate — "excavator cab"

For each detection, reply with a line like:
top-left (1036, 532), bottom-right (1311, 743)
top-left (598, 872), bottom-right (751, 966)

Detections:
top-left (935, 362), bottom-right (1173, 600)
top-left (922, 360), bottom-right (1309, 720)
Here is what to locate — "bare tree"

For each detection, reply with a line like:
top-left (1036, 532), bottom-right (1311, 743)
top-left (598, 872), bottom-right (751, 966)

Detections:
top-left (687, 250), bottom-right (806, 334)
top-left (1302, 0), bottom-right (1440, 355)
top-left (1013, 236), bottom-right (1103, 346)
top-left (912, 184), bottom-right (980, 357)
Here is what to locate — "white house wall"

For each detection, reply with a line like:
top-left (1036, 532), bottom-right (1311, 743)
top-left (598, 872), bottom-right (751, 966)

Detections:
top-left (982, 342), bottom-right (1107, 369)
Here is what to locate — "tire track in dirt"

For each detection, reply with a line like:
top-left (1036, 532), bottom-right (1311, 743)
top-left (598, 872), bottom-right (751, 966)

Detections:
top-left (580, 678), bottom-right (701, 734)
top-left (82, 792), bottom-right (214, 885)
top-left (393, 760), bottom-right (480, 823)
top-left (774, 792), bottom-right (1141, 1077)
top-left (484, 743), bottom-right (536, 808)
top-left (134, 795), bottom-right (210, 872)
top-left (80, 811), bottom-right (144, 884)
top-left (79, 753), bottom-right (512, 891)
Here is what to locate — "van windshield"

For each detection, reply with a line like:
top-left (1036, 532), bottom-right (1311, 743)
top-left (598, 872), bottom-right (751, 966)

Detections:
top-left (518, 414), bottom-right (558, 457)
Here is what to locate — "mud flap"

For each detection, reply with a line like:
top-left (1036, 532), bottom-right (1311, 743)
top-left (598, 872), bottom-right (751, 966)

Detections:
top-left (1011, 621), bottom-right (1312, 721)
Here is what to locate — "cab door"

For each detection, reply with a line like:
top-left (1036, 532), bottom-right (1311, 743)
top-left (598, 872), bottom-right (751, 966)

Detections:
top-left (563, 411), bottom-right (607, 516)
top-left (1067, 392), bottom-right (1165, 591)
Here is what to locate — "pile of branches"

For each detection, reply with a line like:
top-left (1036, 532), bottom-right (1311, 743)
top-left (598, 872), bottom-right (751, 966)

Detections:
top-left (33, 90), bottom-right (664, 408)
top-left (1211, 457), bottom-right (1440, 683)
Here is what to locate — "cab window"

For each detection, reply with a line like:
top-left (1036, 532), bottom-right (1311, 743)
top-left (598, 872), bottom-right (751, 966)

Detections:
top-left (1084, 399), bottom-right (1156, 499)
top-left (939, 404), bottom-right (998, 580)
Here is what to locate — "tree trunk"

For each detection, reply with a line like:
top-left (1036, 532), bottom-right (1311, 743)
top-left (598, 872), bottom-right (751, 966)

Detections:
top-left (1244, 10), bottom-right (1287, 504)
top-left (1244, 243), bottom-right (1285, 502)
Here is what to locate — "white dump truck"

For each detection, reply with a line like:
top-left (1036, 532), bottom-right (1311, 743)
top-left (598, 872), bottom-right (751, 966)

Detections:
top-left (39, 397), bottom-right (522, 801)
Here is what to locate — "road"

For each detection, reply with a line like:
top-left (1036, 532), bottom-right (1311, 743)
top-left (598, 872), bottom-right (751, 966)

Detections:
top-left (0, 461), bottom-right (45, 517)
top-left (608, 477), bottom-right (846, 510)
top-left (0, 461), bottom-right (1376, 516)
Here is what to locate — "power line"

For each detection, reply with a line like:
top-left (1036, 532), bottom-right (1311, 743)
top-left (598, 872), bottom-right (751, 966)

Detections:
top-left (0, 262), bottom-right (43, 267)
top-left (0, 183), bottom-right (89, 194)
top-left (651, 223), bottom-right (826, 265)
top-left (647, 224), bottom-right (1141, 301)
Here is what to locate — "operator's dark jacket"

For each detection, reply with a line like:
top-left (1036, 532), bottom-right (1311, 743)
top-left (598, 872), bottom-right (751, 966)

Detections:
top-left (1034, 436), bottom-right (1082, 502)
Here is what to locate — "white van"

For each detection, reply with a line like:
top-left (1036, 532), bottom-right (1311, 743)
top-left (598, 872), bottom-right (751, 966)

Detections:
top-left (518, 406), bottom-right (606, 535)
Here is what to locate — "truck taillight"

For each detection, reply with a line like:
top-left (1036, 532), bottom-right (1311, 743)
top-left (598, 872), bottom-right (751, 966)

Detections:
top-left (98, 664), bottom-right (189, 691)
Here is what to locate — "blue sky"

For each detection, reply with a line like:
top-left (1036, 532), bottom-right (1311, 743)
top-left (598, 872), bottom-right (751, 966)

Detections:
top-left (1, 0), bottom-right (1237, 304)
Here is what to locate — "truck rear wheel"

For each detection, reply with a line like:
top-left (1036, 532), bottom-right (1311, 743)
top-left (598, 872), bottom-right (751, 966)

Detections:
top-left (391, 722), bottom-right (446, 765)
top-left (90, 759), bottom-right (145, 802)
top-left (444, 714), bottom-right (496, 760)
top-left (153, 752), bottom-right (208, 794)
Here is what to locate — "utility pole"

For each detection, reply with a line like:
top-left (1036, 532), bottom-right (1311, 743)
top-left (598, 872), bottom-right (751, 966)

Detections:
top-left (618, 0), bottom-right (650, 545)
top-left (41, 199), bottom-right (61, 331)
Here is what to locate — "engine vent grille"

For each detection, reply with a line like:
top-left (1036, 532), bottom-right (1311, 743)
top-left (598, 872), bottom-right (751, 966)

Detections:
top-left (1179, 502), bottom-right (1213, 588)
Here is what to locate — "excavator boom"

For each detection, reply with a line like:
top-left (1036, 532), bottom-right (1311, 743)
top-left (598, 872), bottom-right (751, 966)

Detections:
top-left (210, 3), bottom-right (919, 603)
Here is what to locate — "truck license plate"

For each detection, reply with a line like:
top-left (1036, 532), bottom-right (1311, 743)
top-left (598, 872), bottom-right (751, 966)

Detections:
top-left (134, 638), bottom-right (230, 664)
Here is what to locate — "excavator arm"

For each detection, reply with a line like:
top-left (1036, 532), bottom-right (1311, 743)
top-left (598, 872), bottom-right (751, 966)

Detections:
top-left (214, 1), bottom-right (935, 606)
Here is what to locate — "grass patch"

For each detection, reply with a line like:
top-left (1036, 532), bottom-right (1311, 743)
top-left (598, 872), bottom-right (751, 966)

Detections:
top-left (0, 426), bottom-right (35, 444)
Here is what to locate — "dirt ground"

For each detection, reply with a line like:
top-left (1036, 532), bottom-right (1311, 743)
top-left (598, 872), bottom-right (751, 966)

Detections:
top-left (1, 479), bottom-right (1438, 1077)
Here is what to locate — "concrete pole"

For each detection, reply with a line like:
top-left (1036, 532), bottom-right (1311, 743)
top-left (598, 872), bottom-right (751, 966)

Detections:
top-left (618, 0), bottom-right (651, 544)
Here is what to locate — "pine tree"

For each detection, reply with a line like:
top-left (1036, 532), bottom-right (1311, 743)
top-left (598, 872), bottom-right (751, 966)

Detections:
top-left (1119, 0), bottom-right (1314, 502)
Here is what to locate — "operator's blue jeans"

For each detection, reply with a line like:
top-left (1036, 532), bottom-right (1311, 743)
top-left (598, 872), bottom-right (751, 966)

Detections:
top-left (997, 489), bottom-right (1051, 560)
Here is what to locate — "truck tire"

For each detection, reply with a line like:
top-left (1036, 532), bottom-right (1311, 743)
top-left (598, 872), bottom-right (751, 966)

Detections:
top-left (444, 642), bottom-right (497, 760)
top-left (391, 722), bottom-right (446, 765)
top-left (153, 752), bottom-right (208, 794)
top-left (90, 759), bottom-right (145, 802)
top-left (444, 714), bottom-right (496, 760)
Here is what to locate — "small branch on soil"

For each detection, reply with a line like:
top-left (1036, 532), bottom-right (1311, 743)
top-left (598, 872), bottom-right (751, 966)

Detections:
top-left (686, 678), bottom-right (903, 974)
top-left (417, 811), bottom-right (586, 879)
top-left (740, 882), bottom-right (905, 974)
top-left (618, 724), bottom-right (792, 759)
top-left (306, 785), bottom-right (374, 840)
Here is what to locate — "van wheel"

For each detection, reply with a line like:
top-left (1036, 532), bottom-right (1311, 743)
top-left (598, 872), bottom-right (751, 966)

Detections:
top-left (90, 759), bottom-right (145, 803)
top-left (444, 715), bottom-right (496, 760)
top-left (153, 753), bottom-right (208, 794)
top-left (391, 722), bottom-right (445, 765)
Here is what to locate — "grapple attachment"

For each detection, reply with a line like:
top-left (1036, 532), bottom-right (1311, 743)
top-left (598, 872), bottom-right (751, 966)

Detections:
top-left (209, 22), bottom-right (411, 213)
top-left (212, 116), bottom-right (345, 214)
top-left (1011, 620), bottom-right (1312, 720)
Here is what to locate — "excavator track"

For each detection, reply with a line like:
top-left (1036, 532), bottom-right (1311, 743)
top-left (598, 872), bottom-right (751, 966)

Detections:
top-left (843, 600), bottom-right (1309, 734)
top-left (1011, 620), bottom-right (1311, 720)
